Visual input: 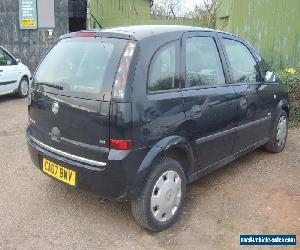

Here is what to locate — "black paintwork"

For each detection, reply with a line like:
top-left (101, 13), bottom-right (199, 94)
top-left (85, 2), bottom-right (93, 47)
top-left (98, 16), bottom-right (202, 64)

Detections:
top-left (27, 25), bottom-right (289, 200)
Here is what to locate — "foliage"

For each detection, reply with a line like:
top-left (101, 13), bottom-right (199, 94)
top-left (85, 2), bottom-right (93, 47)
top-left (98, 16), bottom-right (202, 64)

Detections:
top-left (150, 0), bottom-right (221, 28)
top-left (275, 68), bottom-right (300, 127)
top-left (151, 0), bottom-right (184, 19)
top-left (188, 0), bottom-right (222, 28)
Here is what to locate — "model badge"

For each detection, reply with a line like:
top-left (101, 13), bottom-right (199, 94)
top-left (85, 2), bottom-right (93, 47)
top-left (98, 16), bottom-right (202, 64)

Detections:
top-left (52, 101), bottom-right (59, 115)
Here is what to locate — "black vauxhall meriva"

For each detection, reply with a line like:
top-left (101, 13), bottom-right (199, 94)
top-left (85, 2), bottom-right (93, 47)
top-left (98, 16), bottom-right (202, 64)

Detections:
top-left (27, 25), bottom-right (289, 231)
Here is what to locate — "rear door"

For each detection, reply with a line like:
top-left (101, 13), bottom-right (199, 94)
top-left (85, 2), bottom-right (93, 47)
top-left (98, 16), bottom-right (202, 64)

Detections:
top-left (28, 37), bottom-right (128, 164)
top-left (220, 36), bottom-right (274, 152)
top-left (0, 48), bottom-right (19, 95)
top-left (181, 32), bottom-right (237, 170)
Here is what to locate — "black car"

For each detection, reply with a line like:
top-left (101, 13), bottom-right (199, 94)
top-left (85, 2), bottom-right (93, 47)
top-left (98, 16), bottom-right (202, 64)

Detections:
top-left (27, 25), bottom-right (289, 231)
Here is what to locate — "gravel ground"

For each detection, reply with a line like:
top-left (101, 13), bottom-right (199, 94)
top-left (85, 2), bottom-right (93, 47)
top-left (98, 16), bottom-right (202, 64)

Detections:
top-left (0, 95), bottom-right (299, 250)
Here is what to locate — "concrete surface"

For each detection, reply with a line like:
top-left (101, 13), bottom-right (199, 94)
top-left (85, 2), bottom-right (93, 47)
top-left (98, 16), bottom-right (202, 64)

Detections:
top-left (0, 95), bottom-right (299, 250)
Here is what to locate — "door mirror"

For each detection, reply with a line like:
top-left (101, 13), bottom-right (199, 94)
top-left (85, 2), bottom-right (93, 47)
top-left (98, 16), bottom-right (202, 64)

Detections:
top-left (16, 58), bottom-right (22, 64)
top-left (264, 71), bottom-right (276, 83)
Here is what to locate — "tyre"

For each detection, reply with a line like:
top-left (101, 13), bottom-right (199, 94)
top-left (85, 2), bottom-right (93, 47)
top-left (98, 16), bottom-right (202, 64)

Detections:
top-left (131, 157), bottom-right (186, 231)
top-left (16, 76), bottom-right (29, 98)
top-left (264, 110), bottom-right (288, 153)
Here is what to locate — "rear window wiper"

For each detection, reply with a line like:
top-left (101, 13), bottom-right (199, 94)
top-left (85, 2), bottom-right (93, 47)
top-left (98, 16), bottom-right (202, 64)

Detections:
top-left (34, 82), bottom-right (63, 90)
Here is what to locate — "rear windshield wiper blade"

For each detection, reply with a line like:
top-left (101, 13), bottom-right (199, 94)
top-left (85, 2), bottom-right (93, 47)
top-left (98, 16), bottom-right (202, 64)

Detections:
top-left (34, 82), bottom-right (63, 90)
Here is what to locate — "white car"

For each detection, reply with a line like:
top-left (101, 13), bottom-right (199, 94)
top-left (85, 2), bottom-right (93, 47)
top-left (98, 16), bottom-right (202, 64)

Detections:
top-left (0, 46), bottom-right (31, 97)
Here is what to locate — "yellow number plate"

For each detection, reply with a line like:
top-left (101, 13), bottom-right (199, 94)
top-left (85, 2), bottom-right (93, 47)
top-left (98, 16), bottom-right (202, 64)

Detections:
top-left (42, 159), bottom-right (76, 186)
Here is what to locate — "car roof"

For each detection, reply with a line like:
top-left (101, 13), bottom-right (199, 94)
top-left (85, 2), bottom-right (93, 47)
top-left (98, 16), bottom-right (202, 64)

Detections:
top-left (62, 25), bottom-right (237, 41)
top-left (99, 25), bottom-right (214, 40)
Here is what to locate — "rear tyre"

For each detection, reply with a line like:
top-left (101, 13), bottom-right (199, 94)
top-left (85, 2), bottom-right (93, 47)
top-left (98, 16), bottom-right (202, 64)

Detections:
top-left (16, 77), bottom-right (29, 98)
top-left (131, 157), bottom-right (186, 231)
top-left (264, 110), bottom-right (288, 153)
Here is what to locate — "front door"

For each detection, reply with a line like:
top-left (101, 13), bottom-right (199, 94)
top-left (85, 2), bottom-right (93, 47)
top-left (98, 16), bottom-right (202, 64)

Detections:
top-left (181, 32), bottom-right (237, 170)
top-left (220, 37), bottom-right (273, 153)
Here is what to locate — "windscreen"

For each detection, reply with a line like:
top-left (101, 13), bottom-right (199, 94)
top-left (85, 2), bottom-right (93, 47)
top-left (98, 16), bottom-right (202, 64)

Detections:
top-left (34, 37), bottom-right (127, 100)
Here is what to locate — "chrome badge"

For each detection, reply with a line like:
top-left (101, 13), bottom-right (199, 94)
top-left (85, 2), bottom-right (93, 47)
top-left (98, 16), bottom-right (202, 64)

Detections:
top-left (51, 101), bottom-right (59, 115)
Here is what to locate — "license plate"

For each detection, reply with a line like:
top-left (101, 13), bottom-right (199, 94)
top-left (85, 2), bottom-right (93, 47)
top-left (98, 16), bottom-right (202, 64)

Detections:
top-left (42, 158), bottom-right (76, 186)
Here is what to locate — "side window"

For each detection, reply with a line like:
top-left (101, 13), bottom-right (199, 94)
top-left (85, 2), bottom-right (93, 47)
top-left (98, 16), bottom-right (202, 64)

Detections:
top-left (186, 36), bottom-right (225, 87)
top-left (223, 39), bottom-right (260, 83)
top-left (148, 41), bottom-right (179, 92)
top-left (0, 49), bottom-right (16, 66)
top-left (0, 49), bottom-right (8, 66)
top-left (251, 47), bottom-right (271, 79)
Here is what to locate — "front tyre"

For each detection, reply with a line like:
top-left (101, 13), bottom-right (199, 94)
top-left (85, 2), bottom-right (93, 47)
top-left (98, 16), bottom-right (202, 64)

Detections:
top-left (131, 157), bottom-right (186, 231)
top-left (264, 110), bottom-right (288, 153)
top-left (16, 77), bottom-right (29, 98)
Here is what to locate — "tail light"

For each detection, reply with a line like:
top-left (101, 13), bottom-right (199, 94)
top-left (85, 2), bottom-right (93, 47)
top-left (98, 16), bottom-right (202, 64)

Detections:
top-left (110, 139), bottom-right (133, 150)
top-left (112, 41), bottom-right (136, 99)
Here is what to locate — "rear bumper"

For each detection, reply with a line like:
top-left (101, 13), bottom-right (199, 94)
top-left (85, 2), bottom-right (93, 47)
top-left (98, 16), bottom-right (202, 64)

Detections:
top-left (27, 134), bottom-right (149, 200)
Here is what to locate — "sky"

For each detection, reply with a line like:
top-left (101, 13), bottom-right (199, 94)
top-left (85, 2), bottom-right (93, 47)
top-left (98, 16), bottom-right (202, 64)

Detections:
top-left (182, 0), bottom-right (203, 12)
top-left (153, 0), bottom-right (204, 16)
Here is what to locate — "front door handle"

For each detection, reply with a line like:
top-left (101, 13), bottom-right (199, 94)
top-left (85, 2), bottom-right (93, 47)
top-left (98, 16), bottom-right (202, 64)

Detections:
top-left (0, 70), bottom-right (3, 72)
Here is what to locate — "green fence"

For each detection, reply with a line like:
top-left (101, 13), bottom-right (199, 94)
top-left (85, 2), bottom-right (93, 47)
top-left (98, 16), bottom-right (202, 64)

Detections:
top-left (88, 0), bottom-right (203, 29)
top-left (216, 0), bottom-right (300, 68)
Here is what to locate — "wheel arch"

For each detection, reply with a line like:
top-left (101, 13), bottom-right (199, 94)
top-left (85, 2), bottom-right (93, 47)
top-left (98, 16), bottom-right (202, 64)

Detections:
top-left (136, 136), bottom-right (195, 186)
top-left (276, 98), bottom-right (289, 118)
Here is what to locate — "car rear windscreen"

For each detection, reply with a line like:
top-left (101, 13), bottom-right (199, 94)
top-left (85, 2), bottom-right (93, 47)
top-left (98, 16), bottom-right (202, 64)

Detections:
top-left (34, 37), bottom-right (127, 100)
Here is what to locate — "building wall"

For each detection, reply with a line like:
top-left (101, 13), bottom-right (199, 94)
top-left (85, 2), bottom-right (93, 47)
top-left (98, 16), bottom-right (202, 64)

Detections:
top-left (88, 0), bottom-right (202, 29)
top-left (88, 0), bottom-right (150, 28)
top-left (216, 0), bottom-right (300, 68)
top-left (0, 0), bottom-right (69, 71)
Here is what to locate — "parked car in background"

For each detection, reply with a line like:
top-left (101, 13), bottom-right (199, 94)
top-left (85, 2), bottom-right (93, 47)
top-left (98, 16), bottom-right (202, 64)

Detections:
top-left (0, 46), bottom-right (31, 98)
top-left (26, 25), bottom-right (289, 231)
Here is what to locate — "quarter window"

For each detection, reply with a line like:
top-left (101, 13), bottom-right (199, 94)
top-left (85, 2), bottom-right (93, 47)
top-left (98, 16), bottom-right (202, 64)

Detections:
top-left (223, 39), bottom-right (260, 83)
top-left (148, 41), bottom-right (179, 92)
top-left (185, 36), bottom-right (225, 87)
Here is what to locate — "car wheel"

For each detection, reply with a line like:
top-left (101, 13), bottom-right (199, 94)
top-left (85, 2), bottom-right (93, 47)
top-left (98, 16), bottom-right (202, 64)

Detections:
top-left (264, 110), bottom-right (288, 153)
top-left (16, 77), bottom-right (29, 98)
top-left (131, 157), bottom-right (186, 231)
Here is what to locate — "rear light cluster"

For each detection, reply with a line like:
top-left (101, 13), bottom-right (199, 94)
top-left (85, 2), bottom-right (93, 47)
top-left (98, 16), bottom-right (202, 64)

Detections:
top-left (113, 41), bottom-right (136, 99)
top-left (110, 139), bottom-right (133, 150)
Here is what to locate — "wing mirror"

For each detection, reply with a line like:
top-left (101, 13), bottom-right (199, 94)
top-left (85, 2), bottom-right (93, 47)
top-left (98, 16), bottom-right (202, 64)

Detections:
top-left (16, 58), bottom-right (22, 64)
top-left (264, 71), bottom-right (277, 83)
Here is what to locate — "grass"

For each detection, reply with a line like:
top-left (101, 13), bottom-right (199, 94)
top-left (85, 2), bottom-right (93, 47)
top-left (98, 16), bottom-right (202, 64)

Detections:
top-left (275, 68), bottom-right (300, 127)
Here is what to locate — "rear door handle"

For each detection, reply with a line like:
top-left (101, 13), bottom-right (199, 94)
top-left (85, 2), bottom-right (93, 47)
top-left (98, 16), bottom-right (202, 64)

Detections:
top-left (0, 70), bottom-right (3, 72)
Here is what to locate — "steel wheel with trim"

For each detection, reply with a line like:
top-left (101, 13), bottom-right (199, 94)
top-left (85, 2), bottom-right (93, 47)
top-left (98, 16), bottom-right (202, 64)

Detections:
top-left (16, 76), bottom-right (29, 98)
top-left (264, 110), bottom-right (288, 153)
top-left (131, 157), bottom-right (186, 231)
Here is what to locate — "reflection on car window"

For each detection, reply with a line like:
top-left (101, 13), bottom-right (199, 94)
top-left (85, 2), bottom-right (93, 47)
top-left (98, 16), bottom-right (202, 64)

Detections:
top-left (186, 36), bottom-right (225, 87)
top-left (148, 42), bottom-right (178, 92)
top-left (223, 39), bottom-right (260, 83)
top-left (34, 37), bottom-right (126, 100)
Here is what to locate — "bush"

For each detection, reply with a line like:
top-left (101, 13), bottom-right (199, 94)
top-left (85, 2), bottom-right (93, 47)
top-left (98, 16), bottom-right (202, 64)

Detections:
top-left (275, 68), bottom-right (300, 127)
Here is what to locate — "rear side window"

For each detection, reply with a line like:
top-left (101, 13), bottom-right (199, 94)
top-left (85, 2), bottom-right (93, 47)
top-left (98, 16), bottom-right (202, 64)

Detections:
top-left (186, 36), bottom-right (225, 87)
top-left (34, 37), bottom-right (127, 100)
top-left (148, 41), bottom-right (179, 92)
top-left (223, 39), bottom-right (260, 83)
